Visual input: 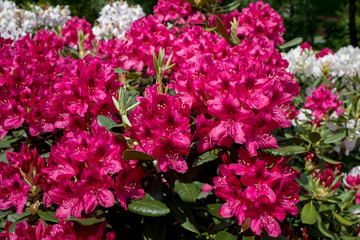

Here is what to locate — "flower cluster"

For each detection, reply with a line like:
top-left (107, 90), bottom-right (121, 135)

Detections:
top-left (284, 43), bottom-right (360, 79)
top-left (40, 126), bottom-right (144, 218)
top-left (61, 16), bottom-right (95, 51)
top-left (204, 148), bottom-right (300, 237)
top-left (93, 1), bottom-right (145, 40)
top-left (303, 84), bottom-right (344, 120)
top-left (0, 0), bottom-right (70, 40)
top-left (129, 85), bottom-right (191, 173)
top-left (344, 166), bottom-right (360, 204)
top-left (153, 0), bottom-right (193, 22)
top-left (0, 220), bottom-right (115, 240)
top-left (236, 0), bottom-right (285, 45)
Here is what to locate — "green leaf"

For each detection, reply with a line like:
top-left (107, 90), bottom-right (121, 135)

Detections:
top-left (318, 204), bottom-right (335, 212)
top-left (317, 214), bottom-right (334, 239)
top-left (166, 193), bottom-right (199, 234)
top-left (215, 17), bottom-right (236, 46)
top-left (174, 180), bottom-right (201, 203)
top-left (97, 115), bottom-right (119, 131)
top-left (7, 212), bottom-right (31, 233)
top-left (113, 68), bottom-right (127, 74)
top-left (347, 203), bottom-right (360, 213)
top-left (308, 132), bottom-right (321, 143)
top-left (121, 114), bottom-right (132, 127)
top-left (128, 193), bottom-right (170, 217)
top-left (278, 37), bottom-right (303, 49)
top-left (215, 229), bottom-right (238, 240)
top-left (0, 209), bottom-right (14, 218)
top-left (262, 145), bottom-right (307, 157)
top-left (207, 204), bottom-right (225, 219)
top-left (333, 212), bottom-right (355, 226)
top-left (317, 154), bottom-right (342, 164)
top-left (112, 96), bottom-right (120, 111)
top-left (324, 132), bottom-right (346, 144)
top-left (192, 149), bottom-right (220, 167)
top-left (334, 190), bottom-right (356, 204)
top-left (143, 217), bottom-right (166, 240)
top-left (66, 210), bottom-right (105, 226)
top-left (0, 135), bottom-right (19, 149)
top-left (37, 209), bottom-right (59, 223)
top-left (123, 149), bottom-right (154, 161)
top-left (301, 201), bottom-right (318, 225)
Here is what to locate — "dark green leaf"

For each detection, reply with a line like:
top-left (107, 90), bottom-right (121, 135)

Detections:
top-left (123, 149), bottom-right (154, 161)
top-left (301, 201), bottom-right (318, 225)
top-left (278, 37), bottom-right (303, 49)
top-left (7, 212), bottom-right (31, 233)
top-left (192, 149), bottom-right (220, 167)
top-left (174, 180), bottom-right (201, 203)
top-left (324, 132), bottom-right (346, 144)
top-left (128, 193), bottom-right (170, 217)
top-left (215, 229), bottom-right (238, 240)
top-left (262, 145), bottom-right (307, 157)
top-left (207, 204), bottom-right (224, 219)
top-left (37, 209), bottom-right (59, 223)
top-left (317, 214), bottom-right (334, 239)
top-left (166, 193), bottom-right (199, 234)
top-left (66, 211), bottom-right (105, 226)
top-left (308, 132), bottom-right (321, 143)
top-left (143, 217), bottom-right (166, 240)
top-left (298, 173), bottom-right (314, 193)
top-left (97, 115), bottom-right (119, 131)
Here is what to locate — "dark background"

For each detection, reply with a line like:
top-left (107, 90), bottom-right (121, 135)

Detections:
top-left (10, 0), bottom-right (360, 51)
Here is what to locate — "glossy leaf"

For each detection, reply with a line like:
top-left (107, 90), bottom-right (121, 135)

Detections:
top-left (37, 209), bottom-right (59, 223)
top-left (215, 229), bottom-right (238, 240)
top-left (192, 149), bottom-right (220, 167)
top-left (128, 193), bottom-right (170, 217)
top-left (207, 204), bottom-right (225, 219)
top-left (174, 180), bottom-right (201, 202)
top-left (166, 193), bottom-right (200, 234)
top-left (123, 149), bottom-right (154, 161)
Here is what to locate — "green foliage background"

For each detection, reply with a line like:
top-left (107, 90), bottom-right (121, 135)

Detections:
top-left (10, 0), bottom-right (359, 50)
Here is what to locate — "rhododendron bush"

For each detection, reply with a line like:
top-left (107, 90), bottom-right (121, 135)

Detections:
top-left (0, 0), bottom-right (360, 239)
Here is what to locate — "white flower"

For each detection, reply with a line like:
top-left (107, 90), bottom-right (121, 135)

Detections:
top-left (93, 1), bottom-right (145, 40)
top-left (0, 0), bottom-right (70, 40)
top-left (330, 46), bottom-right (360, 79)
top-left (283, 46), bottom-right (322, 78)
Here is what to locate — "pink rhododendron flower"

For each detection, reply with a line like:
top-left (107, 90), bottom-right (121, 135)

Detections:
top-left (236, 1), bottom-right (285, 45)
top-left (153, 0), bottom-right (193, 22)
top-left (129, 85), bottom-right (191, 173)
top-left (61, 17), bottom-right (95, 51)
top-left (304, 84), bottom-right (344, 120)
top-left (208, 148), bottom-right (300, 237)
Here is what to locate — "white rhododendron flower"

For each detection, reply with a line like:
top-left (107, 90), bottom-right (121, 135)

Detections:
top-left (93, 1), bottom-right (145, 40)
top-left (0, 0), bottom-right (70, 40)
top-left (330, 45), bottom-right (360, 79)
